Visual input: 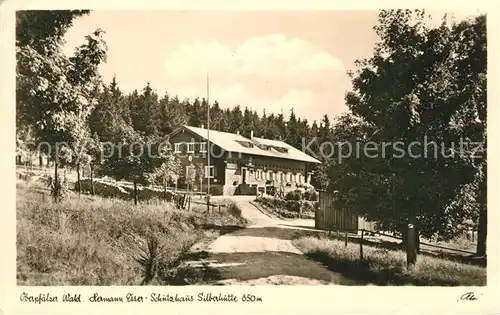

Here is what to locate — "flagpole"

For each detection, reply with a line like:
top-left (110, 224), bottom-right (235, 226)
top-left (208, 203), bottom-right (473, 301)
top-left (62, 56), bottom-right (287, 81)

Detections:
top-left (206, 72), bottom-right (211, 212)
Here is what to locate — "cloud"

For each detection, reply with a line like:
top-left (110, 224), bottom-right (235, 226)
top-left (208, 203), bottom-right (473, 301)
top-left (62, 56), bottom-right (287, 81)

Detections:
top-left (161, 34), bottom-right (347, 121)
top-left (164, 34), bottom-right (345, 78)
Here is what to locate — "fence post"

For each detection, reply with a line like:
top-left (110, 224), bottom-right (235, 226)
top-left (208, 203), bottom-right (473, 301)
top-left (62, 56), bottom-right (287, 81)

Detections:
top-left (345, 232), bottom-right (348, 247)
top-left (182, 194), bottom-right (187, 209)
top-left (407, 224), bottom-right (417, 267)
top-left (360, 229), bottom-right (364, 260)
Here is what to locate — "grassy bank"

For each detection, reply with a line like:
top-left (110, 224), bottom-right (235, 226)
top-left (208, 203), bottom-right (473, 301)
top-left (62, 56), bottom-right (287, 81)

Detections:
top-left (293, 236), bottom-right (486, 286)
top-left (16, 181), bottom-right (247, 285)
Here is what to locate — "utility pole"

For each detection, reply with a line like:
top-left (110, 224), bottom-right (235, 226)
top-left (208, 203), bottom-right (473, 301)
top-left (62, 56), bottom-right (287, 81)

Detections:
top-left (206, 73), bottom-right (211, 212)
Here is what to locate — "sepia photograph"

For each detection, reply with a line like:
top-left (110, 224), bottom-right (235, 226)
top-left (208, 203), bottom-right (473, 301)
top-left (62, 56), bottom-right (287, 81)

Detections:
top-left (13, 8), bottom-right (487, 289)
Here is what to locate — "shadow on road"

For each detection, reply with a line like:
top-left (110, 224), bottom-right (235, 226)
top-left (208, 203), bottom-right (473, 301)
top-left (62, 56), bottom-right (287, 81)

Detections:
top-left (199, 224), bottom-right (245, 235)
top-left (185, 250), bottom-right (357, 285)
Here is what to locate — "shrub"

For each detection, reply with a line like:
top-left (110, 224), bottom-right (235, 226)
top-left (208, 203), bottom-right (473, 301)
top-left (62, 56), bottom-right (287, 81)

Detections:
top-left (137, 187), bottom-right (174, 202)
top-left (209, 185), bottom-right (224, 196)
top-left (227, 203), bottom-right (242, 218)
top-left (255, 197), bottom-right (315, 219)
top-left (286, 200), bottom-right (301, 212)
top-left (301, 201), bottom-right (315, 212)
top-left (17, 170), bottom-right (37, 181)
top-left (77, 180), bottom-right (176, 203)
top-left (38, 174), bottom-right (52, 186)
top-left (75, 179), bottom-right (130, 200)
top-left (285, 189), bottom-right (303, 201)
top-left (304, 189), bottom-right (318, 201)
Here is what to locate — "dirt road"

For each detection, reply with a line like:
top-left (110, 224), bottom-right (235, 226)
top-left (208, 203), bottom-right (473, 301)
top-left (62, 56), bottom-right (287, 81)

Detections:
top-left (184, 197), bottom-right (354, 285)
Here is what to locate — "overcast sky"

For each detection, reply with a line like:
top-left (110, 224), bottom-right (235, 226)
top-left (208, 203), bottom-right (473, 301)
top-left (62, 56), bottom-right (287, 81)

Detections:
top-left (63, 10), bottom-right (484, 122)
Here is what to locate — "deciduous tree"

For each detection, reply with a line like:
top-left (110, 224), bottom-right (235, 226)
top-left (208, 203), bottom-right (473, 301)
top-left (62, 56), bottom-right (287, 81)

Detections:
top-left (330, 10), bottom-right (486, 250)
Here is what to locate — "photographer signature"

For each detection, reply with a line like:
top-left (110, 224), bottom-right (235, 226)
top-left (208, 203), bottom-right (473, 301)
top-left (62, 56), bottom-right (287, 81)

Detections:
top-left (460, 292), bottom-right (479, 301)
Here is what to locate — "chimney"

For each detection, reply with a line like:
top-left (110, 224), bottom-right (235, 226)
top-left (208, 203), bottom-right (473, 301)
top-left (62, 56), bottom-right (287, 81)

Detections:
top-left (250, 130), bottom-right (254, 139)
top-left (201, 124), bottom-right (204, 129)
top-left (236, 130), bottom-right (240, 135)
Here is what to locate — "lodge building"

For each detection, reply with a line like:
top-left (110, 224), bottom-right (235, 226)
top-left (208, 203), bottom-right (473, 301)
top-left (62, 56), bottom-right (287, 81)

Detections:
top-left (169, 125), bottom-right (321, 195)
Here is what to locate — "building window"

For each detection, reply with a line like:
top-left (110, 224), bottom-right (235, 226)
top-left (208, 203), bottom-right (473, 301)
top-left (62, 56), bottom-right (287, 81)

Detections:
top-left (256, 170), bottom-right (263, 181)
top-left (267, 171), bottom-right (272, 181)
top-left (288, 173), bottom-right (293, 183)
top-left (174, 143), bottom-right (182, 153)
top-left (204, 165), bottom-right (215, 178)
top-left (187, 142), bottom-right (195, 153)
top-left (200, 142), bottom-right (207, 153)
top-left (295, 173), bottom-right (301, 184)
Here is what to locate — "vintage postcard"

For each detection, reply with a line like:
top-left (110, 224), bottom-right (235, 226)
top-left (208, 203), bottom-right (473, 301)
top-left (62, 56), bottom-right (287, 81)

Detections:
top-left (1, 0), bottom-right (499, 314)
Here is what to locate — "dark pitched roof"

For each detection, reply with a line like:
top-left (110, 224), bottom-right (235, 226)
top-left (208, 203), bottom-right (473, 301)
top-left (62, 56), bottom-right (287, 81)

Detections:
top-left (182, 125), bottom-right (321, 163)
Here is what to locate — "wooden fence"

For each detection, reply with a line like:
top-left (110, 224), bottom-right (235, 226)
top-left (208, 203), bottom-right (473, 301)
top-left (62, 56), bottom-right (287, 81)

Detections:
top-left (315, 190), bottom-right (376, 232)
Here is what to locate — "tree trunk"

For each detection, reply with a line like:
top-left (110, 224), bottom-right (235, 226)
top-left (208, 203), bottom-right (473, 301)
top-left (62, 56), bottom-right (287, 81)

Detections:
top-left (53, 161), bottom-right (59, 202)
top-left (39, 154), bottom-right (43, 167)
top-left (414, 226), bottom-right (420, 253)
top-left (476, 205), bottom-right (487, 257)
top-left (163, 179), bottom-right (167, 199)
top-left (90, 164), bottom-right (95, 195)
top-left (133, 180), bottom-right (138, 206)
top-left (406, 224), bottom-right (417, 267)
top-left (54, 161), bottom-right (58, 185)
top-left (401, 224), bottom-right (420, 252)
top-left (476, 162), bottom-right (487, 257)
top-left (200, 178), bottom-right (203, 199)
top-left (76, 163), bottom-right (81, 196)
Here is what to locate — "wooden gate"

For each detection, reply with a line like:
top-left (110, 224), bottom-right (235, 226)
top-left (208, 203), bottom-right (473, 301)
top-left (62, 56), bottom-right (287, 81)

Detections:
top-left (315, 190), bottom-right (359, 231)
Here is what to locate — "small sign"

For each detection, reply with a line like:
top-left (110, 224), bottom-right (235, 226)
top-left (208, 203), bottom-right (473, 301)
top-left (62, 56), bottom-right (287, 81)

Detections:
top-left (186, 166), bottom-right (196, 179)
